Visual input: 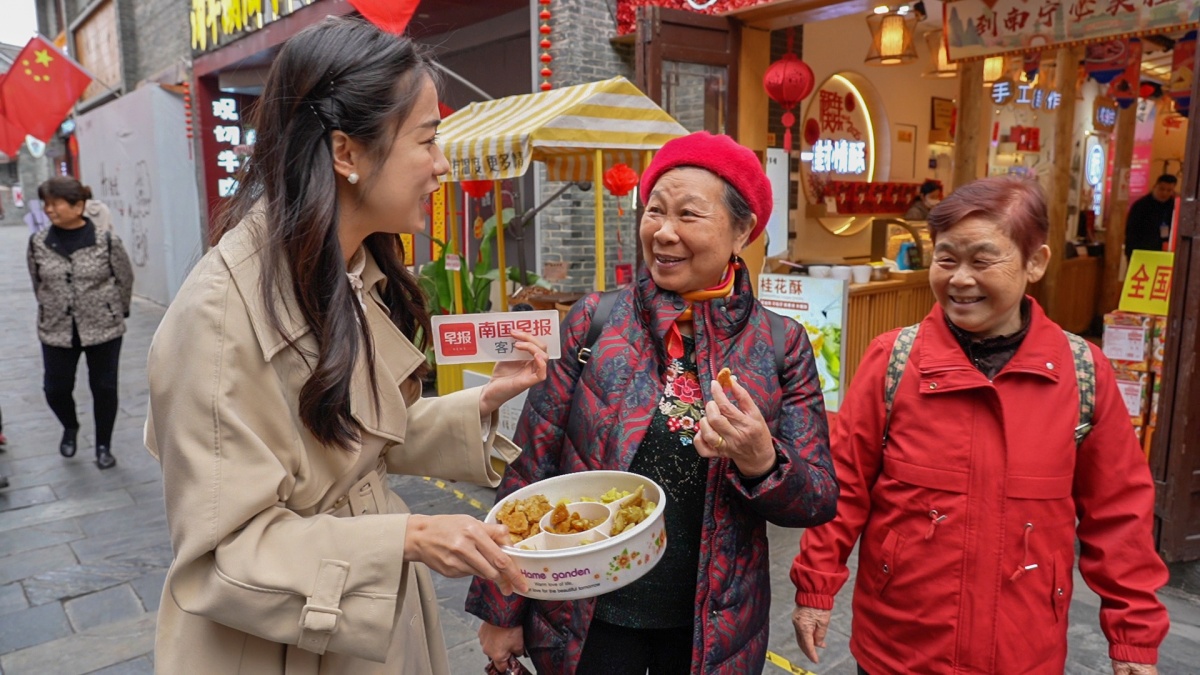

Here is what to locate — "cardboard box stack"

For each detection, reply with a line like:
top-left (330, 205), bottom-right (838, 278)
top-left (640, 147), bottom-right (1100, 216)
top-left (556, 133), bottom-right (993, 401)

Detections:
top-left (1102, 311), bottom-right (1167, 460)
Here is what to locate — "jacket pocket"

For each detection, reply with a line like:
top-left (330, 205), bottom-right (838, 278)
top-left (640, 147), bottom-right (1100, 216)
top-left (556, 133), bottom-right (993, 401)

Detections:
top-left (872, 528), bottom-right (902, 597)
top-left (1051, 550), bottom-right (1071, 623)
top-left (1008, 474), bottom-right (1073, 500)
top-left (882, 455), bottom-right (969, 493)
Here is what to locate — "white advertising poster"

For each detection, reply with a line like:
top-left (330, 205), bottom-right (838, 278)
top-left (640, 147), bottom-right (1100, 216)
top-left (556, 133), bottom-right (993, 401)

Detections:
top-left (77, 85), bottom-right (203, 306)
top-left (764, 147), bottom-right (789, 258)
top-left (430, 310), bottom-right (562, 365)
top-left (757, 273), bottom-right (848, 412)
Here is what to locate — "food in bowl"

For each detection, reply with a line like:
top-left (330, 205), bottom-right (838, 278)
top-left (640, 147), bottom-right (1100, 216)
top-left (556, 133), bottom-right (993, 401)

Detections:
top-left (497, 494), bottom-right (554, 544)
top-left (610, 485), bottom-right (653, 535)
top-left (547, 502), bottom-right (606, 535)
top-left (484, 471), bottom-right (669, 600)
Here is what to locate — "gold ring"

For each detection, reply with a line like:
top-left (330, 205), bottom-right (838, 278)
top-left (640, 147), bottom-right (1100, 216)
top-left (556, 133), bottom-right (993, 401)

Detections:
top-left (715, 435), bottom-right (726, 450)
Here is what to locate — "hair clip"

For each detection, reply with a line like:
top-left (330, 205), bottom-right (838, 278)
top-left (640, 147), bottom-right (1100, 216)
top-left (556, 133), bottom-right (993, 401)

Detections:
top-left (306, 101), bottom-right (328, 133)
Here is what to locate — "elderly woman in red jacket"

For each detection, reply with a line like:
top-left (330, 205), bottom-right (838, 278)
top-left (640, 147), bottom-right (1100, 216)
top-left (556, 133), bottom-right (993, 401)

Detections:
top-left (467, 132), bottom-right (838, 674)
top-left (791, 176), bottom-right (1169, 675)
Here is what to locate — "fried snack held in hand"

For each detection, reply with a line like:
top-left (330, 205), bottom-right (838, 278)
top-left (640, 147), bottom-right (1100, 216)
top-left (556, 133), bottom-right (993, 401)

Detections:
top-left (716, 367), bottom-right (734, 390)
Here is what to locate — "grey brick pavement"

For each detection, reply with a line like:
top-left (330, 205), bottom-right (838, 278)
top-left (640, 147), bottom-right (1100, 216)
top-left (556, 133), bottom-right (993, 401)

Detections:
top-left (1, 221), bottom-right (1199, 674)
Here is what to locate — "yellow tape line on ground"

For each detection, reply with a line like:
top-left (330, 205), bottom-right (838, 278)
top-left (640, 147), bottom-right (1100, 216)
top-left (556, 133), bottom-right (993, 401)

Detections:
top-left (419, 476), bottom-right (817, 675)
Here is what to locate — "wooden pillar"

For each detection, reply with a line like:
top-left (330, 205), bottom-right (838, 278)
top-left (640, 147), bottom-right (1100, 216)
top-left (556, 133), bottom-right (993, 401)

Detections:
top-left (952, 59), bottom-right (985, 191)
top-left (737, 24), bottom-right (771, 289)
top-left (1101, 104), bottom-right (1138, 314)
top-left (1037, 46), bottom-right (1081, 320)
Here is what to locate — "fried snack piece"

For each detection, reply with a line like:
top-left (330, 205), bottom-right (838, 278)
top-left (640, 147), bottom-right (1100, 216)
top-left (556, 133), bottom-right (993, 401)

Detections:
top-left (716, 367), bottom-right (734, 390)
top-left (611, 485), bottom-right (657, 535)
top-left (549, 502), bottom-right (604, 534)
top-left (497, 494), bottom-right (554, 544)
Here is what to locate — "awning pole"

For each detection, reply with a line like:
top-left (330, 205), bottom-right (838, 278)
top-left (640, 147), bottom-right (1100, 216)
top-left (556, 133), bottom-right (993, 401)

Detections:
top-left (447, 182), bottom-right (464, 314)
top-left (495, 181), bottom-right (509, 311)
top-left (594, 149), bottom-right (605, 291)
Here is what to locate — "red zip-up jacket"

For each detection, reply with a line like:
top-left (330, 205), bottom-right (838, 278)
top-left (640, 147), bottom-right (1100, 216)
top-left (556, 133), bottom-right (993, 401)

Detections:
top-left (791, 300), bottom-right (1169, 674)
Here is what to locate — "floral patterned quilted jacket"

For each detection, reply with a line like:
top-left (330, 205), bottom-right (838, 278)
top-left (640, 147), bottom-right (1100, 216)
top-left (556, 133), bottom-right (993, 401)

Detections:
top-left (466, 267), bottom-right (838, 674)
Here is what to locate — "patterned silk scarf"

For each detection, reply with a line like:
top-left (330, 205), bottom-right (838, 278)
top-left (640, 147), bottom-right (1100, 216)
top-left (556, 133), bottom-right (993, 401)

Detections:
top-left (665, 260), bottom-right (739, 360)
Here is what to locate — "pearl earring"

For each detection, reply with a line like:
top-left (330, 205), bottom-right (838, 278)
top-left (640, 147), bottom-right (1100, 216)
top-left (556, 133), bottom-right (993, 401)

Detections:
top-left (348, 172), bottom-right (359, 185)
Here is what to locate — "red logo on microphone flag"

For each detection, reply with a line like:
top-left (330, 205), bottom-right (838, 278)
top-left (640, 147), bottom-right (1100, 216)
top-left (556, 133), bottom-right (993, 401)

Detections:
top-left (0, 36), bottom-right (93, 143)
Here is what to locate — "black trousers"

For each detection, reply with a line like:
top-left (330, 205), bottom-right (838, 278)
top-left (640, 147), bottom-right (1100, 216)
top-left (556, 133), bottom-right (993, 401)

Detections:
top-left (41, 333), bottom-right (122, 449)
top-left (574, 619), bottom-right (692, 675)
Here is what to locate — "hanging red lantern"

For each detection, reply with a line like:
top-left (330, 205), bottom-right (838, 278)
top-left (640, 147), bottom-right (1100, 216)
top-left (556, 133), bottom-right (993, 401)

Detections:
top-left (603, 163), bottom-right (639, 215)
top-left (462, 180), bottom-right (492, 200)
top-left (762, 27), bottom-right (815, 152)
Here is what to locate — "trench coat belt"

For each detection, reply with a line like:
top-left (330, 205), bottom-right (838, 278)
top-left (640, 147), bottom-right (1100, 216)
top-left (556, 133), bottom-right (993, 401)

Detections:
top-left (325, 458), bottom-right (390, 519)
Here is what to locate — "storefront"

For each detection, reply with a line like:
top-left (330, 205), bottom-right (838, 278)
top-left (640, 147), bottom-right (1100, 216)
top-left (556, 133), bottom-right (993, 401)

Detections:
top-left (620, 0), bottom-right (1200, 557)
top-left (190, 0), bottom-right (532, 262)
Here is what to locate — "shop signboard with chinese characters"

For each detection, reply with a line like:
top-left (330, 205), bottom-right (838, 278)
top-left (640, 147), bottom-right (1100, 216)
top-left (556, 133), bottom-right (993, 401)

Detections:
top-left (1119, 250), bottom-right (1174, 316)
top-left (191, 0), bottom-right (320, 54)
top-left (990, 78), bottom-right (1064, 112)
top-left (798, 74), bottom-right (876, 209)
top-left (207, 95), bottom-right (250, 199)
top-left (943, 0), bottom-right (1199, 62)
top-left (1093, 97), bottom-right (1118, 132)
top-left (756, 274), bottom-right (847, 411)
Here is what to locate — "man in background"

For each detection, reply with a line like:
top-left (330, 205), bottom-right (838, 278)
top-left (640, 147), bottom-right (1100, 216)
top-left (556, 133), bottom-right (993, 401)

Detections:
top-left (1125, 174), bottom-right (1177, 259)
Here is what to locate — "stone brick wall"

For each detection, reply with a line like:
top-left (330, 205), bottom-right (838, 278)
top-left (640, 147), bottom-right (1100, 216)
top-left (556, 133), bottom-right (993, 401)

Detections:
top-left (534, 0), bottom-right (637, 293)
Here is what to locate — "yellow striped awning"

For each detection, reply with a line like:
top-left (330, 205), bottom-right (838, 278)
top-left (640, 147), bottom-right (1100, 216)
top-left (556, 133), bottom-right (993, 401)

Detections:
top-left (438, 76), bottom-right (689, 183)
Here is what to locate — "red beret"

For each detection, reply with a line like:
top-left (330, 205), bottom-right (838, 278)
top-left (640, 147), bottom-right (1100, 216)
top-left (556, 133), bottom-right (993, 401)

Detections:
top-left (640, 132), bottom-right (772, 243)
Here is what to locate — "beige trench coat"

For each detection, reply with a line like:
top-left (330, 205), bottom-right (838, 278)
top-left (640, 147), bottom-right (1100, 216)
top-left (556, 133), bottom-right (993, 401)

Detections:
top-left (145, 217), bottom-right (517, 674)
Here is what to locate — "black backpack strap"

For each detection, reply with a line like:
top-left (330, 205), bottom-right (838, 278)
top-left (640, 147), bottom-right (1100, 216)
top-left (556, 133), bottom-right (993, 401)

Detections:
top-left (766, 309), bottom-right (787, 376)
top-left (577, 290), bottom-right (620, 365)
top-left (106, 231), bottom-right (115, 279)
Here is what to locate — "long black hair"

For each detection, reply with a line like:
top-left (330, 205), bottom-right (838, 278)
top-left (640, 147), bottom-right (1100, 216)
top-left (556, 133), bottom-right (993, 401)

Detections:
top-left (213, 16), bottom-right (433, 450)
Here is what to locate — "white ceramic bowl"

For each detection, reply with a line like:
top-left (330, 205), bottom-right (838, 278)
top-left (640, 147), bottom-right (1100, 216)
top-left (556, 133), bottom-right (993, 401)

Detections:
top-left (807, 265), bottom-right (831, 278)
top-left (486, 471), bottom-right (668, 601)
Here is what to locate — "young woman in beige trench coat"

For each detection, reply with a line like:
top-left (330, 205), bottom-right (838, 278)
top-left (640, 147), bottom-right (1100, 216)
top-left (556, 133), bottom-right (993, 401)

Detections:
top-left (144, 18), bottom-right (545, 674)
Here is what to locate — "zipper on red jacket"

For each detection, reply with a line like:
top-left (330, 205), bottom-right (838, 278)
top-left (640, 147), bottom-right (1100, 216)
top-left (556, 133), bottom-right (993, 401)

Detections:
top-left (1009, 522), bottom-right (1038, 581)
top-left (925, 508), bottom-right (948, 540)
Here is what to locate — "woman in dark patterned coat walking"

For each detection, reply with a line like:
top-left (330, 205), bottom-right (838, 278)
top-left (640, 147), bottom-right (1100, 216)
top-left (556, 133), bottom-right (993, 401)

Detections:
top-left (27, 177), bottom-right (134, 470)
top-left (468, 132), bottom-right (838, 674)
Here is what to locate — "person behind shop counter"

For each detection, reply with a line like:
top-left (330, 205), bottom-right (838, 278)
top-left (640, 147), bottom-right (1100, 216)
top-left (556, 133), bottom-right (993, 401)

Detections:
top-left (469, 131), bottom-right (838, 674)
top-left (903, 179), bottom-right (942, 221)
top-left (791, 175), bottom-right (1169, 675)
top-left (143, 17), bottom-right (549, 674)
top-left (1124, 174), bottom-right (1177, 259)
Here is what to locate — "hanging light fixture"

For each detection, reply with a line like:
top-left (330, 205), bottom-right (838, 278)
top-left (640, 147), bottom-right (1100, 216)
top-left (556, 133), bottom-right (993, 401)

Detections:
top-left (865, 9), bottom-right (918, 66)
top-left (983, 55), bottom-right (1006, 84)
top-left (923, 29), bottom-right (956, 78)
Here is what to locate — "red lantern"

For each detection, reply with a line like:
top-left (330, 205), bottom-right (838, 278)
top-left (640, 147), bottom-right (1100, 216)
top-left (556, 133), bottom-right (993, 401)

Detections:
top-left (603, 163), bottom-right (639, 215)
top-left (462, 180), bottom-right (492, 200)
top-left (762, 27), bottom-right (814, 151)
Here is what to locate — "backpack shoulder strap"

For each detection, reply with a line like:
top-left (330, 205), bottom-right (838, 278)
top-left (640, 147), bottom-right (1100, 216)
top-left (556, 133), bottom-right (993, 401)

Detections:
top-left (577, 290), bottom-right (621, 365)
top-left (106, 231), bottom-right (115, 279)
top-left (1063, 330), bottom-right (1095, 446)
top-left (882, 323), bottom-right (921, 445)
top-left (766, 309), bottom-right (787, 375)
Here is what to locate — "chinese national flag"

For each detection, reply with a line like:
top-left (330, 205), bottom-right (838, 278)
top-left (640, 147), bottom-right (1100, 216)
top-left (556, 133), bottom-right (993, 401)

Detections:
top-left (0, 74), bottom-right (27, 157)
top-left (0, 36), bottom-right (92, 143)
top-left (349, 0), bottom-right (422, 34)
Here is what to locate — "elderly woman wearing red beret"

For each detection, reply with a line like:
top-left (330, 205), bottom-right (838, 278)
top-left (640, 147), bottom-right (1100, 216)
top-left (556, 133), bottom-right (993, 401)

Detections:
top-left (467, 131), bottom-right (838, 674)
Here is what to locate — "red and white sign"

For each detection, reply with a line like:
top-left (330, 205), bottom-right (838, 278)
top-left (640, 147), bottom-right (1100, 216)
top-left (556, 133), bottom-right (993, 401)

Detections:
top-left (431, 310), bottom-right (562, 365)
